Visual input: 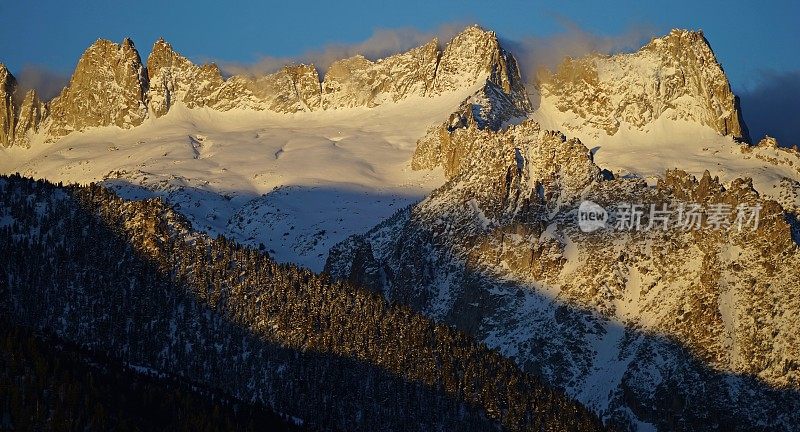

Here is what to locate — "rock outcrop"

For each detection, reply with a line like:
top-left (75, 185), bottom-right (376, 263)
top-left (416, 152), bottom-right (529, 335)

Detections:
top-left (236, 64), bottom-right (322, 112)
top-left (432, 26), bottom-right (529, 107)
top-left (13, 89), bottom-right (46, 148)
top-left (47, 38), bottom-right (148, 140)
top-left (412, 80), bottom-right (528, 176)
top-left (537, 29), bottom-right (750, 141)
top-left (0, 64), bottom-right (16, 148)
top-left (321, 39), bottom-right (439, 109)
top-left (147, 38), bottom-right (262, 116)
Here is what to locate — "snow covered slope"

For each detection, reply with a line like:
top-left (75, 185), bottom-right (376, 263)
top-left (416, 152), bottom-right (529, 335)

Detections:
top-left (0, 91), bottom-right (480, 270)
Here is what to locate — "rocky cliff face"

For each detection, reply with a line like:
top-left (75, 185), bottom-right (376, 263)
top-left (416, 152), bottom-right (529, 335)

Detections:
top-left (537, 29), bottom-right (750, 141)
top-left (411, 80), bottom-right (528, 176)
top-left (321, 39), bottom-right (438, 109)
top-left (147, 38), bottom-right (262, 116)
top-left (236, 64), bottom-right (322, 113)
top-left (13, 89), bottom-right (46, 148)
top-left (47, 38), bottom-right (148, 140)
top-left (432, 26), bottom-right (529, 106)
top-left (328, 118), bottom-right (800, 431)
top-left (0, 64), bottom-right (15, 148)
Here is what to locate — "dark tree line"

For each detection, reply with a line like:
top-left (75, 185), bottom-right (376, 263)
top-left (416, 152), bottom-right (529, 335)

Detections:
top-left (0, 317), bottom-right (309, 431)
top-left (0, 174), bottom-right (606, 432)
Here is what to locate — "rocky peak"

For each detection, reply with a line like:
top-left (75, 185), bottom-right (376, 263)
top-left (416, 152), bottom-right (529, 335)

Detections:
top-left (285, 64), bottom-right (322, 110)
top-left (538, 28), bottom-right (750, 141)
top-left (642, 29), bottom-right (712, 57)
top-left (0, 64), bottom-right (16, 148)
top-left (646, 29), bottom-right (749, 139)
top-left (13, 89), bottom-right (46, 148)
top-left (756, 135), bottom-right (780, 149)
top-left (432, 26), bottom-right (530, 108)
top-left (146, 38), bottom-right (246, 116)
top-left (147, 38), bottom-right (181, 72)
top-left (433, 26), bottom-right (496, 90)
top-left (47, 38), bottom-right (148, 139)
top-left (412, 80), bottom-right (527, 176)
top-left (322, 55), bottom-right (382, 108)
top-left (410, 27), bottom-right (533, 177)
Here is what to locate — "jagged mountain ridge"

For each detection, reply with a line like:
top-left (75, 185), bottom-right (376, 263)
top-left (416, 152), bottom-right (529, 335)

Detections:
top-left (0, 25), bottom-right (531, 147)
top-left (324, 26), bottom-right (800, 432)
top-left (0, 26), bottom-right (754, 149)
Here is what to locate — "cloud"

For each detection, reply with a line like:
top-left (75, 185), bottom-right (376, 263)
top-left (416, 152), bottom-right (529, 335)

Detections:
top-left (737, 70), bottom-right (800, 148)
top-left (13, 65), bottom-right (69, 103)
top-left (501, 18), bottom-right (656, 85)
top-left (220, 19), bottom-right (654, 82)
top-left (221, 23), bottom-right (466, 78)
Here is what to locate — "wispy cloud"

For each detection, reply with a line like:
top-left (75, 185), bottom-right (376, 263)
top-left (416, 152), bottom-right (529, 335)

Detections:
top-left (220, 23), bottom-right (467, 77)
top-left (219, 19), bottom-right (655, 82)
top-left (737, 70), bottom-right (800, 147)
top-left (13, 65), bottom-right (69, 103)
top-left (501, 18), bottom-right (656, 85)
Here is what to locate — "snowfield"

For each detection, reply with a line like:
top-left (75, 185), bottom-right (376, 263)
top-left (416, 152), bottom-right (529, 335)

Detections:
top-left (0, 88), bottom-right (480, 270)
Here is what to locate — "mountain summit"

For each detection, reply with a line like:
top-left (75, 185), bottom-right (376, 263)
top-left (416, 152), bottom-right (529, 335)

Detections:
top-left (536, 29), bottom-right (749, 141)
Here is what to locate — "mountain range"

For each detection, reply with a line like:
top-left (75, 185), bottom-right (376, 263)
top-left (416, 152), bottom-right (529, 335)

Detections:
top-left (1, 25), bottom-right (799, 431)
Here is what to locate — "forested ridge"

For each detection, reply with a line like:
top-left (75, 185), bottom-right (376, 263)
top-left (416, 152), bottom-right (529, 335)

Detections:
top-left (0, 318), bottom-right (309, 431)
top-left (0, 174), bottom-right (606, 432)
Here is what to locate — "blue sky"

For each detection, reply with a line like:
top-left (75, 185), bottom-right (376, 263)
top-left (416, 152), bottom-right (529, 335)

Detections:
top-left (1, 0), bottom-right (797, 88)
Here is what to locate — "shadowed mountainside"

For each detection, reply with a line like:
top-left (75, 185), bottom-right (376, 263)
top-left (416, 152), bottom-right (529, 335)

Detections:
top-left (0, 174), bottom-right (605, 432)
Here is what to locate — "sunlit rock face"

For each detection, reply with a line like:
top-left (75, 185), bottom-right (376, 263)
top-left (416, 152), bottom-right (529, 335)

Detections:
top-left (0, 64), bottom-right (15, 148)
top-left (236, 64), bottom-right (322, 113)
top-left (47, 39), bottom-right (148, 140)
top-left (0, 25), bottom-right (535, 148)
top-left (147, 38), bottom-right (263, 116)
top-left (538, 29), bottom-right (750, 141)
top-left (13, 90), bottom-right (46, 148)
